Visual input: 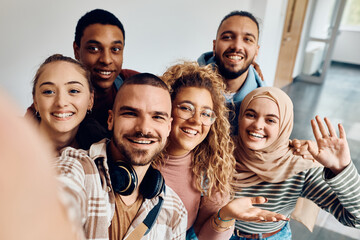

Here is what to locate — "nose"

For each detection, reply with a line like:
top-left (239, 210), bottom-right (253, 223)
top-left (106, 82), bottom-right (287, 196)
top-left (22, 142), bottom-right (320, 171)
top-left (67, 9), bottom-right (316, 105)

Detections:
top-left (252, 118), bottom-right (264, 130)
top-left (99, 49), bottom-right (113, 65)
top-left (188, 111), bottom-right (202, 125)
top-left (135, 116), bottom-right (153, 136)
top-left (230, 37), bottom-right (245, 52)
top-left (54, 91), bottom-right (69, 107)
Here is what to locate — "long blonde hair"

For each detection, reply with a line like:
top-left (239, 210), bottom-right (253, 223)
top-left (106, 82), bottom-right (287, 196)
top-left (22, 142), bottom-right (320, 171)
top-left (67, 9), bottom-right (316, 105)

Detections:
top-left (158, 61), bottom-right (235, 198)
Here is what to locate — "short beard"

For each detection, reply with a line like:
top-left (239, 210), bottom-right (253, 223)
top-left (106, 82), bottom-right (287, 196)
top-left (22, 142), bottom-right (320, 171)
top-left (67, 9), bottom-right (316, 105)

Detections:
top-left (214, 54), bottom-right (251, 80)
top-left (113, 134), bottom-right (164, 166)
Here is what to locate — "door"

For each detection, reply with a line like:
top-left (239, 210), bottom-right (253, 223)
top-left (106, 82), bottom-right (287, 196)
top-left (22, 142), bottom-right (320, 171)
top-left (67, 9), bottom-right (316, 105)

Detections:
top-left (274, 0), bottom-right (309, 88)
top-left (297, 0), bottom-right (346, 84)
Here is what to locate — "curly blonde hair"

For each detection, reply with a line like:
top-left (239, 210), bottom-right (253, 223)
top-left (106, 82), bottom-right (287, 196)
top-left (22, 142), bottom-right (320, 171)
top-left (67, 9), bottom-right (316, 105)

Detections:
top-left (155, 61), bottom-right (235, 198)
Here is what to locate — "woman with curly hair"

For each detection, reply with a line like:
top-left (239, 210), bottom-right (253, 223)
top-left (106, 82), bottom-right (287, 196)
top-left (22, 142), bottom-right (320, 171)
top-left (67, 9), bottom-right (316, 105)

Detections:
top-left (155, 62), bottom-right (286, 240)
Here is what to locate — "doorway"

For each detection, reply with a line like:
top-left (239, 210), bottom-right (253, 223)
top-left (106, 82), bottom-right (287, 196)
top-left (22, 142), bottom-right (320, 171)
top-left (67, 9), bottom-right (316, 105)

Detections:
top-left (297, 0), bottom-right (347, 84)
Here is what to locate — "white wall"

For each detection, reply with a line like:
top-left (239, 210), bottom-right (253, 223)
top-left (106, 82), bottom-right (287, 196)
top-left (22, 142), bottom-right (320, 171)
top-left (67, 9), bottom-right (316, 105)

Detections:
top-left (332, 30), bottom-right (360, 64)
top-left (0, 0), bottom-right (287, 113)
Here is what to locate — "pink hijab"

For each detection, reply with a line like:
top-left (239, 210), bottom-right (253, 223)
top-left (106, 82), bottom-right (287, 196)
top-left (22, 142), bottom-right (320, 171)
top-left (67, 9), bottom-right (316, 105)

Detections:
top-left (233, 87), bottom-right (319, 189)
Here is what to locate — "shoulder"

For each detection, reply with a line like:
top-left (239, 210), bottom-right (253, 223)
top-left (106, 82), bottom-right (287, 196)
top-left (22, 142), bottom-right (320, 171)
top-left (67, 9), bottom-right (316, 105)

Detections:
top-left (161, 185), bottom-right (187, 218)
top-left (120, 69), bottom-right (140, 79)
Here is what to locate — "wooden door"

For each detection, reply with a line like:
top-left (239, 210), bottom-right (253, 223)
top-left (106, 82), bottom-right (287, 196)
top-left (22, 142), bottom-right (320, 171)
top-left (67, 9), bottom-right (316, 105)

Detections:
top-left (274, 0), bottom-right (309, 88)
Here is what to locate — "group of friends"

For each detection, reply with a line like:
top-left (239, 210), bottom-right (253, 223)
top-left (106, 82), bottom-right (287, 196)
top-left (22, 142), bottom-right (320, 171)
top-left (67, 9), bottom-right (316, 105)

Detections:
top-left (5, 8), bottom-right (360, 240)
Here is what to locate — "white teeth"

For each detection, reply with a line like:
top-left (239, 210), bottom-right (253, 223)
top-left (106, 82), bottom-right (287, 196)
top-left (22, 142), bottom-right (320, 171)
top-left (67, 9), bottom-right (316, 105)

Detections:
top-left (182, 128), bottom-right (198, 135)
top-left (53, 112), bottom-right (73, 118)
top-left (99, 71), bottom-right (111, 75)
top-left (228, 55), bottom-right (243, 60)
top-left (133, 139), bottom-right (151, 144)
top-left (249, 132), bottom-right (264, 138)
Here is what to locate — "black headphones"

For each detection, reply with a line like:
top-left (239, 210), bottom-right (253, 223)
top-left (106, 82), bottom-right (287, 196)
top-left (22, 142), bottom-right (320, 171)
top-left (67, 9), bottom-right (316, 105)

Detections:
top-left (107, 149), bottom-right (165, 199)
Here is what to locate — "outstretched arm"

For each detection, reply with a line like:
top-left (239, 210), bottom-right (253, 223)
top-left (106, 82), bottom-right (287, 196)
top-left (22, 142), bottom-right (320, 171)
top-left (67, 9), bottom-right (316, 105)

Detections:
top-left (307, 116), bottom-right (351, 175)
top-left (218, 196), bottom-right (289, 223)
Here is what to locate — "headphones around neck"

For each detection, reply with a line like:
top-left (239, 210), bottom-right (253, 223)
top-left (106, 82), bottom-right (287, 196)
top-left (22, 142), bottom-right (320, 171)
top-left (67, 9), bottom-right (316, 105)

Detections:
top-left (107, 155), bottom-right (165, 199)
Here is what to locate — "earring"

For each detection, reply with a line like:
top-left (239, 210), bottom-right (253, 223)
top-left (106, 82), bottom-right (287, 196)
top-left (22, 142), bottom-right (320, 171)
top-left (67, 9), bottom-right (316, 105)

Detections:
top-left (87, 109), bottom-right (92, 115)
top-left (35, 111), bottom-right (40, 118)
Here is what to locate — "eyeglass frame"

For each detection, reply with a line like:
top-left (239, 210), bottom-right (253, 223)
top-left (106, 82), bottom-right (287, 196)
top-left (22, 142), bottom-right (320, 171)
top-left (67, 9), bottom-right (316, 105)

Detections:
top-left (175, 103), bottom-right (217, 126)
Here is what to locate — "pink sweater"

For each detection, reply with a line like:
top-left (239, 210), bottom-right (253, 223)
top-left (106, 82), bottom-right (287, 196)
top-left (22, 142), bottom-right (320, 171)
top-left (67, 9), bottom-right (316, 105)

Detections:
top-left (160, 152), bottom-right (233, 239)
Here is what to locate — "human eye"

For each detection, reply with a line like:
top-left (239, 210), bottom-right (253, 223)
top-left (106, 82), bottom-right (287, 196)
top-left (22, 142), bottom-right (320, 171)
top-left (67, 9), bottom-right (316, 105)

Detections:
top-left (179, 104), bottom-right (193, 112)
top-left (42, 89), bottom-right (55, 95)
top-left (244, 36), bottom-right (256, 44)
top-left (87, 45), bottom-right (100, 53)
top-left (112, 46), bottom-right (123, 53)
top-left (153, 115), bottom-right (166, 121)
top-left (221, 34), bottom-right (232, 40)
top-left (201, 109), bottom-right (213, 118)
top-left (244, 111), bottom-right (255, 118)
top-left (120, 111), bottom-right (137, 117)
top-left (267, 118), bottom-right (278, 124)
top-left (69, 89), bottom-right (80, 94)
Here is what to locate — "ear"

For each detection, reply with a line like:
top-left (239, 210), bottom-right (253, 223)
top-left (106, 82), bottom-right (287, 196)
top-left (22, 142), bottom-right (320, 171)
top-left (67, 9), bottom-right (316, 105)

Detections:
top-left (73, 41), bottom-right (80, 60)
top-left (107, 110), bottom-right (114, 131)
top-left (212, 39), bottom-right (216, 56)
top-left (167, 117), bottom-right (173, 137)
top-left (33, 98), bottom-right (39, 112)
top-left (254, 44), bottom-right (260, 62)
top-left (88, 91), bottom-right (94, 110)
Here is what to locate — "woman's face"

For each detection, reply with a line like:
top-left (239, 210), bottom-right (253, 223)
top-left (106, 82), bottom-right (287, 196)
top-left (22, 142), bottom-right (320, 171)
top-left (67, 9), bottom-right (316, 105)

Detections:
top-left (33, 61), bottom-right (93, 137)
top-left (167, 87), bottom-right (214, 156)
top-left (239, 97), bottom-right (280, 150)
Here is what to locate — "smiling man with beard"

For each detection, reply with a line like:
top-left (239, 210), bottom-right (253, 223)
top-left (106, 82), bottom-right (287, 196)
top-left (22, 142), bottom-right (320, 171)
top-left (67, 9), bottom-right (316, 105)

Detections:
top-left (198, 11), bottom-right (265, 135)
top-left (55, 73), bottom-right (187, 240)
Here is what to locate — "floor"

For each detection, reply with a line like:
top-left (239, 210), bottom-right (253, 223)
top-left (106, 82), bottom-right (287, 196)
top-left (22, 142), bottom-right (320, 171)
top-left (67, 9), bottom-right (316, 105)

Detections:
top-left (282, 62), bottom-right (360, 239)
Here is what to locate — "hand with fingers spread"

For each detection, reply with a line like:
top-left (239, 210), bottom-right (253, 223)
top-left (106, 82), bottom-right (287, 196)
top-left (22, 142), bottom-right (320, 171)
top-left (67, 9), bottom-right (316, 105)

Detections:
top-left (218, 197), bottom-right (289, 223)
top-left (307, 116), bottom-right (351, 175)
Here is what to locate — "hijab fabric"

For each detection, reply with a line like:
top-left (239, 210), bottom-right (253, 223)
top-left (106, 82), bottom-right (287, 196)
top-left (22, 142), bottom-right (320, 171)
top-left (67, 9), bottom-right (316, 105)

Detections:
top-left (233, 87), bottom-right (319, 188)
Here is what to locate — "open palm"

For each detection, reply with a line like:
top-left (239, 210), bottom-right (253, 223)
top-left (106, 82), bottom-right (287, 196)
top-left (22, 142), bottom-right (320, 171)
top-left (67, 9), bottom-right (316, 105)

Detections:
top-left (308, 116), bottom-right (351, 174)
top-left (223, 197), bottom-right (288, 222)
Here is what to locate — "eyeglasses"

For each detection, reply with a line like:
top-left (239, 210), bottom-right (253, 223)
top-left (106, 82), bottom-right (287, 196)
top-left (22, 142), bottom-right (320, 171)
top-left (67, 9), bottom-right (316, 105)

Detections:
top-left (176, 103), bottom-right (216, 126)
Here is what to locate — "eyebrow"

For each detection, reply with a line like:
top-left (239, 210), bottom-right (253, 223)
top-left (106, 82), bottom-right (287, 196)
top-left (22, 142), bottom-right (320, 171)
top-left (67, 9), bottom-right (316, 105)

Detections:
top-left (220, 31), bottom-right (257, 41)
top-left (39, 81), bottom-right (84, 87)
top-left (245, 109), bottom-right (279, 119)
top-left (179, 100), bottom-right (213, 110)
top-left (86, 39), bottom-right (123, 45)
top-left (118, 106), bottom-right (169, 118)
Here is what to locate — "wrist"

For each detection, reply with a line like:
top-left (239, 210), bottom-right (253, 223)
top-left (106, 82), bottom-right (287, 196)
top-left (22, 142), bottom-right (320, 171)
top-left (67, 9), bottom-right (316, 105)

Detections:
top-left (217, 207), bottom-right (234, 222)
top-left (212, 214), bottom-right (235, 232)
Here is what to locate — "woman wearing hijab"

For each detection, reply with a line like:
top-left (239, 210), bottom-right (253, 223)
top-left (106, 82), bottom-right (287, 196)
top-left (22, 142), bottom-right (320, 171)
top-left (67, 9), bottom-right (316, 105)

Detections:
top-left (218, 86), bottom-right (360, 239)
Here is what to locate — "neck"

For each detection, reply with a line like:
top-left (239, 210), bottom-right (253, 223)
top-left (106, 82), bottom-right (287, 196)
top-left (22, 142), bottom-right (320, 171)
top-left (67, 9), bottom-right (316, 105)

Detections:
top-left (95, 85), bottom-right (113, 96)
top-left (166, 143), bottom-right (191, 157)
top-left (39, 125), bottom-right (78, 156)
top-left (109, 140), bottom-right (151, 205)
top-left (225, 69), bottom-right (249, 93)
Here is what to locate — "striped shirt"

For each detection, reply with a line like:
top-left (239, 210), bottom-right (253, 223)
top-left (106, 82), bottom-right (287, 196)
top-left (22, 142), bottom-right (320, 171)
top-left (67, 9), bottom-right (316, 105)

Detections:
top-left (55, 139), bottom-right (187, 240)
top-left (234, 162), bottom-right (360, 233)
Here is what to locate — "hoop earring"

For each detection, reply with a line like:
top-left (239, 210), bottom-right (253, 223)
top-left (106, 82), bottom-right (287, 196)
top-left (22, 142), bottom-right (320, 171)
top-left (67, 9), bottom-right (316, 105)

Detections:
top-left (87, 109), bottom-right (92, 115)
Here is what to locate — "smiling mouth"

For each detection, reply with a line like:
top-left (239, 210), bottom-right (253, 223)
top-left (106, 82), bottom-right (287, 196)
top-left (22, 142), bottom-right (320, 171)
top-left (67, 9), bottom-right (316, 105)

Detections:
top-left (181, 128), bottom-right (198, 136)
top-left (94, 69), bottom-right (114, 76)
top-left (128, 138), bottom-right (154, 144)
top-left (227, 55), bottom-right (244, 60)
top-left (248, 131), bottom-right (265, 139)
top-left (52, 112), bottom-right (74, 118)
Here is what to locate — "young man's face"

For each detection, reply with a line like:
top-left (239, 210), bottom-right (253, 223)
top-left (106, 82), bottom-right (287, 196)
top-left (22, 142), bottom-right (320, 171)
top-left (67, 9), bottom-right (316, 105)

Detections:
top-left (213, 16), bottom-right (259, 80)
top-left (107, 84), bottom-right (172, 166)
top-left (74, 24), bottom-right (124, 92)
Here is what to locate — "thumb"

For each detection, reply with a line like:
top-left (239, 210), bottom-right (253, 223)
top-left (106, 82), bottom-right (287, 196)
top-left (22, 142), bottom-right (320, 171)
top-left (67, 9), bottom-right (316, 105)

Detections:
top-left (307, 140), bottom-right (317, 157)
top-left (251, 196), bottom-right (268, 205)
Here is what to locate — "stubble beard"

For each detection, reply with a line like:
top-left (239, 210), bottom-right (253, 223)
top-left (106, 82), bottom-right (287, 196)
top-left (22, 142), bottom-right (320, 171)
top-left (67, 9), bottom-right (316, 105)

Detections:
top-left (113, 138), bottom-right (164, 166)
top-left (215, 53), bottom-right (253, 80)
